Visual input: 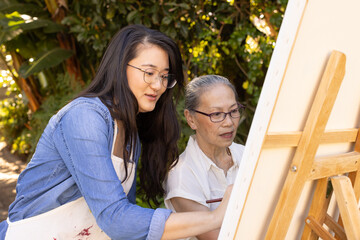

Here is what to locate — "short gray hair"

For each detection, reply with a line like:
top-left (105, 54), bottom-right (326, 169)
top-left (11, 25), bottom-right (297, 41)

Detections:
top-left (185, 75), bottom-right (239, 110)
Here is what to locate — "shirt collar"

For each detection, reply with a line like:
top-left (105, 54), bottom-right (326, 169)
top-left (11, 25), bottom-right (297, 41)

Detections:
top-left (188, 135), bottom-right (239, 172)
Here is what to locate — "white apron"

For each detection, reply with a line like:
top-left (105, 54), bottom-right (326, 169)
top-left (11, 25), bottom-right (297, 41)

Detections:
top-left (5, 122), bottom-right (136, 240)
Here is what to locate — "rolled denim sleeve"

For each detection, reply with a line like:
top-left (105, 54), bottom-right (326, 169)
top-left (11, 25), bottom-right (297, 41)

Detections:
top-left (147, 208), bottom-right (172, 240)
top-left (52, 102), bottom-right (167, 240)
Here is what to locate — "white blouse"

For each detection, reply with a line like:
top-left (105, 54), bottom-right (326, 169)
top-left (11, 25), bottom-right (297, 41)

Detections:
top-left (165, 135), bottom-right (244, 208)
top-left (164, 135), bottom-right (244, 239)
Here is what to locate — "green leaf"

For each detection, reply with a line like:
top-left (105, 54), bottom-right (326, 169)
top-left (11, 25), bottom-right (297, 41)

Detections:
top-left (150, 4), bottom-right (159, 13)
top-left (0, 13), bottom-right (64, 35)
top-left (20, 19), bottom-right (64, 33)
top-left (118, 4), bottom-right (127, 15)
top-left (134, 15), bottom-right (142, 25)
top-left (43, 22), bottom-right (65, 33)
top-left (161, 16), bottom-right (172, 25)
top-left (143, 17), bottom-right (151, 27)
top-left (152, 13), bottom-right (159, 25)
top-left (126, 10), bottom-right (138, 22)
top-left (178, 3), bottom-right (191, 10)
top-left (70, 25), bottom-right (84, 33)
top-left (106, 7), bottom-right (116, 20)
top-left (0, 2), bottom-right (41, 15)
top-left (180, 24), bottom-right (188, 38)
top-left (61, 16), bottom-right (82, 26)
top-left (0, 12), bottom-right (23, 27)
top-left (18, 19), bottom-right (47, 30)
top-left (76, 32), bottom-right (87, 42)
top-left (222, 46), bottom-right (230, 55)
top-left (166, 27), bottom-right (176, 39)
top-left (19, 48), bottom-right (74, 78)
top-left (0, 27), bottom-right (22, 45)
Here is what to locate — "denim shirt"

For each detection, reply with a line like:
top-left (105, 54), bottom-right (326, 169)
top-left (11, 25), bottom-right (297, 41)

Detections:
top-left (0, 97), bottom-right (172, 240)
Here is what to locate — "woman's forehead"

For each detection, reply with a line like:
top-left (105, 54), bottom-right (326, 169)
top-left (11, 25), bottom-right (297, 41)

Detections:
top-left (132, 44), bottom-right (169, 69)
top-left (198, 84), bottom-right (236, 108)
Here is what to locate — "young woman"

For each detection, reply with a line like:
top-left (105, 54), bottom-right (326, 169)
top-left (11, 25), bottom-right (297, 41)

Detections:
top-left (165, 75), bottom-right (245, 240)
top-left (0, 25), bottom-right (232, 240)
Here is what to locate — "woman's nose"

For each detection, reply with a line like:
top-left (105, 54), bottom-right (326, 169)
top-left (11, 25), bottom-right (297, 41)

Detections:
top-left (222, 113), bottom-right (234, 126)
top-left (149, 76), bottom-right (163, 90)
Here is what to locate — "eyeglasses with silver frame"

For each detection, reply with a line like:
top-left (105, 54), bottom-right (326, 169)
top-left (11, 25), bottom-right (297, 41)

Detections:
top-left (127, 64), bottom-right (177, 89)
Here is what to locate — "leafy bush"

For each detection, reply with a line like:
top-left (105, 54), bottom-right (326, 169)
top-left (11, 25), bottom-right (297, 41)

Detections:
top-left (0, 0), bottom-right (288, 206)
top-left (28, 73), bottom-right (82, 155)
top-left (12, 132), bottom-right (31, 155)
top-left (0, 96), bottom-right (29, 145)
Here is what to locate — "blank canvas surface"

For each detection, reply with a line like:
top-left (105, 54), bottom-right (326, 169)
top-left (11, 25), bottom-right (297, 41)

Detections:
top-left (219, 0), bottom-right (360, 239)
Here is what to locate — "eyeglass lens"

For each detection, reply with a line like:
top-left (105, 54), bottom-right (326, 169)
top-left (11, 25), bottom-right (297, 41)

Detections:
top-left (210, 108), bottom-right (243, 122)
top-left (143, 68), bottom-right (176, 88)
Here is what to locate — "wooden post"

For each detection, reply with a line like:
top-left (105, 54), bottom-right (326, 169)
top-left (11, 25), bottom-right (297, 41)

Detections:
top-left (301, 178), bottom-right (332, 240)
top-left (331, 176), bottom-right (360, 240)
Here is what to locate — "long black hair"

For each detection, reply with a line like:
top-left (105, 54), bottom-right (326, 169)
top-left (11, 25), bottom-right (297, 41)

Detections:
top-left (77, 24), bottom-right (184, 206)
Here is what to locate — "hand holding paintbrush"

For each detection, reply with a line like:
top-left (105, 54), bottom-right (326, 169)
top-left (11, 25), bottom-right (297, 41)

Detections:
top-left (209, 184), bottom-right (233, 227)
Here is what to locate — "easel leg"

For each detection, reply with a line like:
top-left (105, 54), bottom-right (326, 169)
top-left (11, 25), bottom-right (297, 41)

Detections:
top-left (336, 129), bottom-right (360, 237)
top-left (348, 128), bottom-right (360, 201)
top-left (331, 176), bottom-right (360, 240)
top-left (302, 178), bottom-right (332, 240)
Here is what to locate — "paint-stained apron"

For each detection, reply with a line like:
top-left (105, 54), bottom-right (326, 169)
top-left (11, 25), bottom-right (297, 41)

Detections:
top-left (5, 122), bottom-right (135, 239)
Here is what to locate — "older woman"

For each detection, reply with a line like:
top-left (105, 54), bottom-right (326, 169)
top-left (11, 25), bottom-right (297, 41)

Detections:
top-left (165, 75), bottom-right (245, 240)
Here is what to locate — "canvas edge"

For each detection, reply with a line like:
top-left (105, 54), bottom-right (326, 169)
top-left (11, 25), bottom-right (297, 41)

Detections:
top-left (218, 0), bottom-right (309, 238)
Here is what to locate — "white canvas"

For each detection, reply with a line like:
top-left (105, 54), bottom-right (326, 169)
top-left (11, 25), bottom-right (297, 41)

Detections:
top-left (219, 0), bottom-right (360, 239)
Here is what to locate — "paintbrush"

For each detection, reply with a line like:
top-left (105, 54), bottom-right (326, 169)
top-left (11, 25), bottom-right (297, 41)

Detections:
top-left (206, 197), bottom-right (223, 204)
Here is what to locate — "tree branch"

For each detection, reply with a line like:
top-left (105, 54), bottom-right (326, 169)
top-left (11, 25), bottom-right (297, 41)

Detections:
top-left (235, 55), bottom-right (248, 78)
top-left (263, 12), bottom-right (277, 39)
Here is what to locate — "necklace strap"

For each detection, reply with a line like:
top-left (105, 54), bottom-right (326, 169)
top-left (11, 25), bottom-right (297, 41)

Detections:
top-left (226, 147), bottom-right (232, 156)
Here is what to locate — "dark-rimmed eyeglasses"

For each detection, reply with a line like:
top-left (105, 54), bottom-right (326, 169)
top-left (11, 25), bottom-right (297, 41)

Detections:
top-left (127, 64), bottom-right (177, 89)
top-left (190, 103), bottom-right (245, 123)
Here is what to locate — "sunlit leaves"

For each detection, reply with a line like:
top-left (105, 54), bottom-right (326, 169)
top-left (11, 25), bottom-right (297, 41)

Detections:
top-left (0, 96), bottom-right (28, 149)
top-left (19, 48), bottom-right (73, 78)
top-left (0, 0), bottom-right (289, 166)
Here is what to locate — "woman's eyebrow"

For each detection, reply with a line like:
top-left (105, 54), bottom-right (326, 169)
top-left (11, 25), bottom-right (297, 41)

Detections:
top-left (140, 63), bottom-right (169, 71)
top-left (209, 103), bottom-right (238, 110)
top-left (140, 63), bottom-right (157, 68)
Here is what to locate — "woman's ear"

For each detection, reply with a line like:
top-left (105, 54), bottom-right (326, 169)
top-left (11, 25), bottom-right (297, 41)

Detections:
top-left (184, 109), bottom-right (197, 130)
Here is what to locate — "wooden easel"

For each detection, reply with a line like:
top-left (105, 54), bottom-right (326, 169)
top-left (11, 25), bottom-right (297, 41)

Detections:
top-left (262, 50), bottom-right (360, 239)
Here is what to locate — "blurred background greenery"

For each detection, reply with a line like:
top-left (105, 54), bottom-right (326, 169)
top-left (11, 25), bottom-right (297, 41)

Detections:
top-left (0, 0), bottom-right (288, 206)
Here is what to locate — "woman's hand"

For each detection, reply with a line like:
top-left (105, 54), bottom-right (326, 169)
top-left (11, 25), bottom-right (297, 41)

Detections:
top-left (212, 184), bottom-right (233, 227)
top-left (161, 185), bottom-right (233, 240)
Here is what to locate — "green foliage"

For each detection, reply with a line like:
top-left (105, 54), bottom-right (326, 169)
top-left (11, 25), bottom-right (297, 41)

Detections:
top-left (19, 48), bottom-right (73, 78)
top-left (0, 0), bottom-right (289, 207)
top-left (28, 73), bottom-right (81, 155)
top-left (0, 66), bottom-right (31, 157)
top-left (176, 95), bottom-right (193, 151)
top-left (0, 96), bottom-right (29, 147)
top-left (59, 0), bottom-right (288, 149)
top-left (0, 1), bottom-right (41, 16)
top-left (12, 131), bottom-right (31, 155)
top-left (0, 1), bottom-right (69, 85)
